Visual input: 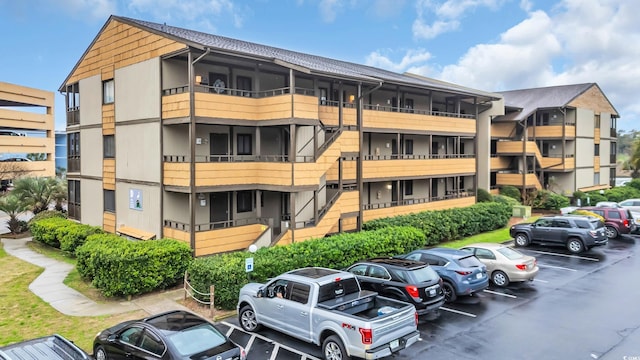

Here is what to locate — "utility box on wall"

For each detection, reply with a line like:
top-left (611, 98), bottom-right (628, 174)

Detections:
top-left (512, 205), bottom-right (531, 218)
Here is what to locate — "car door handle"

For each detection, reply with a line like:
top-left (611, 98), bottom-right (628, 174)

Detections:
top-left (277, 304), bottom-right (284, 309)
top-left (300, 311), bottom-right (308, 316)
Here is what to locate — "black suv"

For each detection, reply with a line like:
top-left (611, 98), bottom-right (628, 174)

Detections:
top-left (578, 206), bottom-right (636, 238)
top-left (345, 258), bottom-right (445, 316)
top-left (510, 215), bottom-right (607, 253)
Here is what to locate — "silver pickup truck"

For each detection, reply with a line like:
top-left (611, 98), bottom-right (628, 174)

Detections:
top-left (0, 334), bottom-right (91, 360)
top-left (237, 267), bottom-right (420, 360)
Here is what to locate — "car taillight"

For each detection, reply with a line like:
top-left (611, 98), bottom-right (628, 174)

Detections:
top-left (624, 219), bottom-right (630, 227)
top-left (406, 285), bottom-right (420, 298)
top-left (455, 270), bottom-right (472, 275)
top-left (415, 311), bottom-right (419, 325)
top-left (515, 264), bottom-right (527, 270)
top-left (359, 328), bottom-right (373, 344)
top-left (589, 230), bottom-right (598, 238)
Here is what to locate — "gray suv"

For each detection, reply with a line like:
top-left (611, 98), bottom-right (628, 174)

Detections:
top-left (510, 215), bottom-right (607, 253)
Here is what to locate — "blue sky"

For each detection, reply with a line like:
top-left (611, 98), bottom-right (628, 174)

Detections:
top-left (1, 0), bottom-right (638, 132)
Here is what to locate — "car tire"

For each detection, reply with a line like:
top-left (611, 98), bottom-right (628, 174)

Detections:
top-left (514, 233), bottom-right (530, 247)
top-left (94, 345), bottom-right (109, 360)
top-left (491, 270), bottom-right (509, 287)
top-left (323, 335), bottom-right (351, 360)
top-left (442, 282), bottom-right (457, 303)
top-left (239, 305), bottom-right (262, 332)
top-left (567, 238), bottom-right (584, 254)
top-left (605, 226), bottom-right (618, 239)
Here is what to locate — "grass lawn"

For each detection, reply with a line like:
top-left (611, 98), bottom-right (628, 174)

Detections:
top-left (0, 241), bottom-right (146, 353)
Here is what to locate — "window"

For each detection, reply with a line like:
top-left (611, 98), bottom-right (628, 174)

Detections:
top-left (67, 132), bottom-right (80, 172)
top-left (120, 327), bottom-right (143, 346)
top-left (237, 134), bottom-right (252, 155)
top-left (289, 282), bottom-right (311, 304)
top-left (68, 180), bottom-right (81, 220)
top-left (103, 79), bottom-right (114, 104)
top-left (404, 180), bottom-right (413, 196)
top-left (104, 189), bottom-right (115, 212)
top-left (236, 76), bottom-right (252, 97)
top-left (608, 211), bottom-right (621, 219)
top-left (594, 144), bottom-right (600, 156)
top-left (405, 139), bottom-right (414, 155)
top-left (594, 172), bottom-right (600, 184)
top-left (237, 191), bottom-right (253, 213)
top-left (594, 114), bottom-right (601, 129)
top-left (473, 248), bottom-right (496, 260)
top-left (103, 135), bottom-right (115, 158)
top-left (367, 266), bottom-right (390, 279)
top-left (140, 332), bottom-right (165, 356)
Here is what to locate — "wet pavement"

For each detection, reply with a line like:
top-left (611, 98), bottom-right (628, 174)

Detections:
top-left (222, 234), bottom-right (640, 360)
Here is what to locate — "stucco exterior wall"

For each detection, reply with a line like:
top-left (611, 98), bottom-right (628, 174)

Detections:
top-left (79, 75), bottom-right (102, 126)
top-left (80, 178), bottom-right (104, 227)
top-left (80, 127), bottom-right (103, 177)
top-left (115, 58), bottom-right (161, 122)
top-left (115, 182), bottom-right (162, 237)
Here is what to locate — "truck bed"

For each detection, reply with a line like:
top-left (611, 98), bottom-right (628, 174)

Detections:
top-left (317, 290), bottom-right (409, 319)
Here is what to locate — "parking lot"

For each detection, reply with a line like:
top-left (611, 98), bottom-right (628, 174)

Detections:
top-left (223, 234), bottom-right (640, 359)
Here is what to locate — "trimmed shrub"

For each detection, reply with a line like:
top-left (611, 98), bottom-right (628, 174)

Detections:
top-left (76, 234), bottom-right (192, 298)
top-left (500, 185), bottom-right (521, 201)
top-left (532, 190), bottom-right (570, 210)
top-left (477, 188), bottom-right (493, 202)
top-left (58, 223), bottom-right (104, 254)
top-left (572, 191), bottom-right (586, 205)
top-left (626, 178), bottom-right (640, 191)
top-left (603, 186), bottom-right (640, 202)
top-left (493, 194), bottom-right (519, 207)
top-left (28, 210), bottom-right (67, 225)
top-left (188, 226), bottom-right (426, 310)
top-left (29, 217), bottom-right (72, 248)
top-left (584, 191), bottom-right (607, 205)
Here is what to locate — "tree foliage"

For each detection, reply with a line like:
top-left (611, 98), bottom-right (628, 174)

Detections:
top-left (11, 177), bottom-right (66, 214)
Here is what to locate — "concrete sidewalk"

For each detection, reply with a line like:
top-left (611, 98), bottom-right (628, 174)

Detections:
top-left (1, 237), bottom-right (190, 317)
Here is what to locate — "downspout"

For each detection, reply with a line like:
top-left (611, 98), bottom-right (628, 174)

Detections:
top-left (357, 81), bottom-right (383, 230)
top-left (188, 48), bottom-right (210, 254)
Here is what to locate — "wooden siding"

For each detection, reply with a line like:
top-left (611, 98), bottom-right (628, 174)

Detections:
top-left (102, 103), bottom-right (115, 134)
top-left (163, 227), bottom-right (190, 243)
top-left (364, 110), bottom-right (476, 134)
top-left (103, 212), bottom-right (116, 233)
top-left (162, 93), bottom-right (190, 119)
top-left (546, 157), bottom-right (575, 171)
top-left (364, 158), bottom-right (475, 179)
top-left (594, 128), bottom-right (600, 144)
top-left (496, 173), bottom-right (542, 189)
top-left (364, 197), bottom-right (476, 223)
top-left (0, 160), bottom-right (55, 178)
top-left (594, 156), bottom-right (600, 172)
top-left (194, 224), bottom-right (266, 256)
top-left (0, 81), bottom-right (53, 108)
top-left (103, 159), bottom-right (115, 190)
top-left (491, 157), bottom-right (511, 170)
top-left (568, 85), bottom-right (618, 116)
top-left (491, 122), bottom-right (516, 138)
top-left (326, 160), bottom-right (357, 182)
top-left (287, 191), bottom-right (359, 243)
top-left (318, 106), bottom-right (357, 127)
top-left (0, 109), bottom-right (52, 131)
top-left (67, 20), bottom-right (185, 84)
top-left (163, 162), bottom-right (190, 187)
top-left (527, 126), bottom-right (576, 138)
top-left (0, 137), bottom-right (54, 154)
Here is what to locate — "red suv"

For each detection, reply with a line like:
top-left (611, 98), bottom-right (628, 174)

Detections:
top-left (578, 206), bottom-right (636, 238)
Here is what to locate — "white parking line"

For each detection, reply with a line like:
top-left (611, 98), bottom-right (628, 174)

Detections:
top-left (269, 343), bottom-right (280, 360)
top-left (245, 335), bottom-right (256, 353)
top-left (526, 249), bottom-right (600, 261)
top-left (533, 278), bottom-right (549, 283)
top-left (222, 321), bottom-right (322, 360)
top-left (440, 306), bottom-right (477, 317)
top-left (482, 289), bottom-right (518, 299)
top-left (537, 264), bottom-right (577, 271)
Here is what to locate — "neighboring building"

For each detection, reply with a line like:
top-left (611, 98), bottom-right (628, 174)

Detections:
top-left (0, 81), bottom-right (56, 182)
top-left (55, 130), bottom-right (67, 175)
top-left (59, 15), bottom-right (500, 256)
top-left (487, 83), bottom-right (618, 196)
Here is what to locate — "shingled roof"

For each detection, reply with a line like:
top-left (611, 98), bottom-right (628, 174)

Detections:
top-left (495, 83), bottom-right (598, 121)
top-left (61, 15), bottom-right (499, 102)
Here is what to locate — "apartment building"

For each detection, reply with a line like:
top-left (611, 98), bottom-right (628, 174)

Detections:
top-left (59, 15), bottom-right (502, 256)
top-left (488, 83), bottom-right (618, 196)
top-left (0, 82), bottom-right (55, 182)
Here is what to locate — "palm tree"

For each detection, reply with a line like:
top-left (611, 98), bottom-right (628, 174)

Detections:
top-left (11, 177), bottom-right (61, 214)
top-left (631, 138), bottom-right (640, 178)
top-left (26, 153), bottom-right (47, 161)
top-left (0, 194), bottom-right (28, 234)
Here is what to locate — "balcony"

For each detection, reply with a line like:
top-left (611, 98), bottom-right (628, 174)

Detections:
top-left (363, 194), bottom-right (476, 223)
top-left (496, 172), bottom-right (542, 190)
top-left (363, 156), bottom-right (475, 179)
top-left (490, 156), bottom-right (511, 170)
top-left (66, 108), bottom-right (80, 126)
top-left (527, 125), bottom-right (575, 138)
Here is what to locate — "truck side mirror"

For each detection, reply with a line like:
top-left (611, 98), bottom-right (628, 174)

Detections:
top-left (257, 288), bottom-right (264, 298)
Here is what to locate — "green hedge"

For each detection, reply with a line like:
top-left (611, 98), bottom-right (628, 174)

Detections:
top-left (29, 217), bottom-right (71, 248)
top-left (363, 202), bottom-right (511, 244)
top-left (531, 190), bottom-right (570, 210)
top-left (76, 234), bottom-right (192, 298)
top-left (57, 223), bottom-right (104, 254)
top-left (188, 226), bottom-right (426, 310)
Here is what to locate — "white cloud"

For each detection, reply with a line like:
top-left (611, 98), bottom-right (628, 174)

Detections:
top-left (366, 48), bottom-right (434, 72)
top-left (413, 0), bottom-right (505, 40)
top-left (57, 0), bottom-right (118, 20)
top-left (318, 0), bottom-right (342, 22)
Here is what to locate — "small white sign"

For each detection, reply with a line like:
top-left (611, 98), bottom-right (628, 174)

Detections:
top-left (245, 257), bottom-right (254, 273)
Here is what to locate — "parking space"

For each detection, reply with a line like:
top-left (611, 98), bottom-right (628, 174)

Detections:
top-left (221, 235), bottom-right (638, 359)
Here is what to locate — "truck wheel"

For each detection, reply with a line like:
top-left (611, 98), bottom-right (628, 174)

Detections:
top-left (239, 305), bottom-right (261, 332)
top-left (514, 233), bottom-right (529, 247)
top-left (605, 226), bottom-right (618, 239)
top-left (323, 335), bottom-right (351, 360)
top-left (491, 270), bottom-right (509, 287)
top-left (567, 238), bottom-right (584, 254)
top-left (94, 346), bottom-right (109, 360)
top-left (442, 282), bottom-right (457, 303)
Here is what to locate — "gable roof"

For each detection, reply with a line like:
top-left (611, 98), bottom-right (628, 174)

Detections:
top-left (61, 15), bottom-right (499, 102)
top-left (494, 83), bottom-right (617, 121)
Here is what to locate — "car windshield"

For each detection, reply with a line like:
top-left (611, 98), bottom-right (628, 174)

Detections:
top-left (167, 323), bottom-right (227, 356)
top-left (407, 265), bottom-right (439, 283)
top-left (496, 247), bottom-right (524, 260)
top-left (457, 255), bottom-right (484, 268)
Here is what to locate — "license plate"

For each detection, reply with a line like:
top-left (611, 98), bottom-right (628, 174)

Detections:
top-left (476, 273), bottom-right (482, 279)
top-left (390, 339), bottom-right (400, 350)
top-left (429, 289), bottom-right (436, 296)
